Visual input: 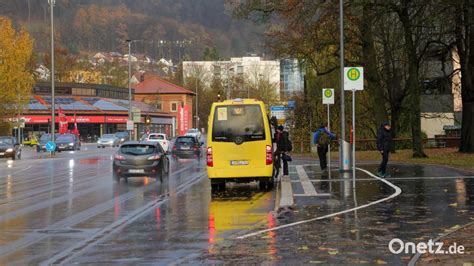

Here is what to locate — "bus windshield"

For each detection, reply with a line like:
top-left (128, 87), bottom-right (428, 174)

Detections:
top-left (212, 104), bottom-right (265, 142)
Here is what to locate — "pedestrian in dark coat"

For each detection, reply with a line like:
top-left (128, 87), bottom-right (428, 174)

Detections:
top-left (274, 125), bottom-right (291, 176)
top-left (376, 121), bottom-right (393, 177)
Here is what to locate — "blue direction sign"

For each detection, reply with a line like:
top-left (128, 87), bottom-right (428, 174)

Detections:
top-left (270, 106), bottom-right (289, 111)
top-left (287, 100), bottom-right (296, 109)
top-left (45, 141), bottom-right (56, 152)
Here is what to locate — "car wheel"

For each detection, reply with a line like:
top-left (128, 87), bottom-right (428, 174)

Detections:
top-left (113, 172), bottom-right (121, 182)
top-left (151, 168), bottom-right (163, 181)
top-left (11, 154), bottom-right (16, 160)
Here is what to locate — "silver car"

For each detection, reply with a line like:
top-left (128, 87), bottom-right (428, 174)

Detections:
top-left (97, 134), bottom-right (120, 148)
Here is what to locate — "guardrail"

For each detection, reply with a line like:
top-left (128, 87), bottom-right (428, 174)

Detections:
top-left (292, 137), bottom-right (461, 153)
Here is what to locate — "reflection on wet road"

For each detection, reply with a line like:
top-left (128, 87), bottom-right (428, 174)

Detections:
top-left (0, 146), bottom-right (277, 265)
top-left (1, 148), bottom-right (473, 264)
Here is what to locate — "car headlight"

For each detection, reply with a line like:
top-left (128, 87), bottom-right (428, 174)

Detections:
top-left (69, 143), bottom-right (74, 146)
top-left (120, 138), bottom-right (125, 142)
top-left (6, 148), bottom-right (13, 153)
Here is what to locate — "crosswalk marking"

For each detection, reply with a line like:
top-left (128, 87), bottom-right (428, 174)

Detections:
top-left (295, 165), bottom-right (318, 196)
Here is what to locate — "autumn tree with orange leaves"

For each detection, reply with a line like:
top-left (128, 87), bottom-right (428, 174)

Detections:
top-left (0, 16), bottom-right (34, 135)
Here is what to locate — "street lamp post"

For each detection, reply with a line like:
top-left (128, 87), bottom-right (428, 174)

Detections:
top-left (126, 39), bottom-right (141, 141)
top-left (49, 0), bottom-right (55, 143)
top-left (195, 77), bottom-right (199, 129)
top-left (126, 40), bottom-right (132, 141)
top-left (339, 0), bottom-right (348, 171)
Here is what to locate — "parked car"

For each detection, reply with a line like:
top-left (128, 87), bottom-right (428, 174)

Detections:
top-left (56, 134), bottom-right (81, 151)
top-left (171, 136), bottom-right (203, 160)
top-left (185, 128), bottom-right (202, 142)
top-left (113, 141), bottom-right (169, 182)
top-left (115, 131), bottom-right (129, 144)
top-left (97, 134), bottom-right (120, 148)
top-left (140, 133), bottom-right (169, 151)
top-left (0, 136), bottom-right (21, 160)
top-left (38, 133), bottom-right (59, 152)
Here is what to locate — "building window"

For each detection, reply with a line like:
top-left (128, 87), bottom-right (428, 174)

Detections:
top-left (156, 101), bottom-right (162, 111)
top-left (170, 102), bottom-right (178, 112)
top-left (213, 65), bottom-right (221, 77)
top-left (237, 65), bottom-right (243, 75)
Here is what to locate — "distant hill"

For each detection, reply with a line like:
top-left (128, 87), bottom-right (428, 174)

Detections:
top-left (0, 0), bottom-right (265, 61)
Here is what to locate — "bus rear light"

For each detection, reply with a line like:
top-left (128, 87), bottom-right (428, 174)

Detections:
top-left (207, 147), bottom-right (213, 167)
top-left (266, 145), bottom-right (273, 165)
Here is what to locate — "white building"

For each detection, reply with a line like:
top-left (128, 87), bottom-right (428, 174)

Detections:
top-left (420, 49), bottom-right (462, 138)
top-left (183, 56), bottom-right (281, 100)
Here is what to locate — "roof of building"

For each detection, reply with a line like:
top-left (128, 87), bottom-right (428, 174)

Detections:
top-left (133, 77), bottom-right (195, 95)
top-left (25, 96), bottom-right (172, 117)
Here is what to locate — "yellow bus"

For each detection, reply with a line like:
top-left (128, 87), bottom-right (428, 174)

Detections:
top-left (206, 99), bottom-right (274, 191)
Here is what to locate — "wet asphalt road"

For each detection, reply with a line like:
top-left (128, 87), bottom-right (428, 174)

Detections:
top-left (1, 147), bottom-right (473, 265)
top-left (0, 145), bottom-right (276, 265)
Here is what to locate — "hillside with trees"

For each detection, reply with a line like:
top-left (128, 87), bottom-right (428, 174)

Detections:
top-left (0, 0), bottom-right (265, 60)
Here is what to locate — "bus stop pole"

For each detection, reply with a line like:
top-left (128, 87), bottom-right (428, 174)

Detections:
top-left (327, 104), bottom-right (331, 181)
top-left (352, 89), bottom-right (356, 189)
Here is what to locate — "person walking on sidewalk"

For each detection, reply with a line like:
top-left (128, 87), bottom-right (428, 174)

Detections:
top-left (274, 125), bottom-right (292, 176)
top-left (313, 124), bottom-right (336, 172)
top-left (376, 121), bottom-right (393, 177)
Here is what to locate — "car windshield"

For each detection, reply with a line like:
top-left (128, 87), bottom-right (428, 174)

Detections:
top-left (120, 144), bottom-right (155, 156)
top-left (40, 134), bottom-right (52, 141)
top-left (212, 104), bottom-right (265, 142)
top-left (115, 132), bottom-right (128, 138)
top-left (177, 137), bottom-right (196, 144)
top-left (57, 135), bottom-right (75, 142)
top-left (102, 134), bottom-right (115, 139)
top-left (149, 134), bottom-right (165, 140)
top-left (187, 129), bottom-right (199, 133)
top-left (0, 138), bottom-right (13, 145)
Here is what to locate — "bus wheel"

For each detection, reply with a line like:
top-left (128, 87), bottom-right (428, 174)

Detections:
top-left (211, 180), bottom-right (225, 192)
top-left (259, 178), bottom-right (273, 191)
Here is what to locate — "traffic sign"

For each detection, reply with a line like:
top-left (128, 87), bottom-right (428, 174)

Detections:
top-left (287, 100), bottom-right (296, 109)
top-left (344, 67), bottom-right (364, 91)
top-left (126, 120), bottom-right (134, 130)
top-left (45, 141), bottom-right (56, 152)
top-left (132, 107), bottom-right (141, 123)
top-left (322, 88), bottom-right (335, 104)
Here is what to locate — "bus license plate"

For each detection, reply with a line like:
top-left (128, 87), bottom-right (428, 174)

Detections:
top-left (129, 169), bottom-right (144, 173)
top-left (230, 160), bottom-right (248, 166)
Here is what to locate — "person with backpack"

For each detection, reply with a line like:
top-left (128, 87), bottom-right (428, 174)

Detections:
top-left (313, 124), bottom-right (336, 172)
top-left (376, 121), bottom-right (393, 178)
top-left (274, 125), bottom-right (292, 176)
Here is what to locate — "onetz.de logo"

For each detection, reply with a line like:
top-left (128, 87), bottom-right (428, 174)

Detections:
top-left (389, 238), bottom-right (465, 255)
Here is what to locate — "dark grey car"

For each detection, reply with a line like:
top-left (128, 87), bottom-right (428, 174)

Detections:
top-left (55, 134), bottom-right (81, 151)
top-left (113, 141), bottom-right (169, 182)
top-left (171, 136), bottom-right (203, 160)
top-left (0, 136), bottom-right (21, 160)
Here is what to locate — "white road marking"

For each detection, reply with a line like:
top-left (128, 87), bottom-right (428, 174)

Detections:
top-left (295, 165), bottom-right (318, 196)
top-left (279, 175), bottom-right (294, 208)
top-left (237, 167), bottom-right (402, 239)
top-left (289, 176), bottom-right (474, 183)
top-left (294, 193), bottom-right (331, 197)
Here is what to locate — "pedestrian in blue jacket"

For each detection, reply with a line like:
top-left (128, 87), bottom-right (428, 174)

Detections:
top-left (313, 124), bottom-right (336, 172)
